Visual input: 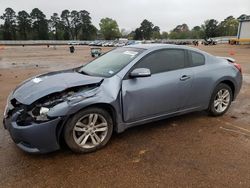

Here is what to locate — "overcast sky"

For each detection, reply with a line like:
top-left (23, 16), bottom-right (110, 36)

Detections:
top-left (0, 0), bottom-right (249, 32)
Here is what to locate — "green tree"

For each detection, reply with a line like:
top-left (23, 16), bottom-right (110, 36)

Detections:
top-left (152, 26), bottom-right (161, 39)
top-left (80, 24), bottom-right (97, 40)
top-left (202, 19), bottom-right (219, 38)
top-left (133, 28), bottom-right (142, 40)
top-left (133, 19), bottom-right (159, 40)
top-left (190, 26), bottom-right (204, 39)
top-left (60, 10), bottom-right (97, 40)
top-left (0, 8), bottom-right (16, 40)
top-left (173, 23), bottom-right (189, 32)
top-left (168, 31), bottom-right (179, 39)
top-left (70, 10), bottom-right (81, 39)
top-left (99, 18), bottom-right (120, 40)
top-left (17, 10), bottom-right (31, 40)
top-left (79, 10), bottom-right (97, 40)
top-left (218, 16), bottom-right (238, 36)
top-left (61, 9), bottom-right (73, 39)
top-left (169, 23), bottom-right (191, 39)
top-left (127, 30), bottom-right (135, 40)
top-left (161, 31), bottom-right (168, 39)
top-left (140, 19), bottom-right (154, 40)
top-left (49, 13), bottom-right (66, 40)
top-left (0, 25), bottom-right (3, 39)
top-left (30, 8), bottom-right (49, 39)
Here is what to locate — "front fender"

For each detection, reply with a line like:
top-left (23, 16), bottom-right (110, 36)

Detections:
top-left (47, 95), bottom-right (104, 117)
top-left (47, 92), bottom-right (121, 117)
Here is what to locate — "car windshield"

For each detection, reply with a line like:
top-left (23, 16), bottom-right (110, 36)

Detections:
top-left (79, 47), bottom-right (144, 77)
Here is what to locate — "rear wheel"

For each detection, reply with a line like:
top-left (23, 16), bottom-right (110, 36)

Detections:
top-left (208, 83), bottom-right (232, 116)
top-left (64, 108), bottom-right (113, 153)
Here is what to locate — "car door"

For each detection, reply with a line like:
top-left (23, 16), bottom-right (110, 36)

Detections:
top-left (121, 49), bottom-right (194, 122)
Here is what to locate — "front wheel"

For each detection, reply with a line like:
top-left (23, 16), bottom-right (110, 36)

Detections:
top-left (208, 83), bottom-right (233, 116)
top-left (64, 108), bottom-right (113, 153)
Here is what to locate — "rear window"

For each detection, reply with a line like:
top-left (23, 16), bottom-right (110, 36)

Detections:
top-left (190, 51), bottom-right (205, 66)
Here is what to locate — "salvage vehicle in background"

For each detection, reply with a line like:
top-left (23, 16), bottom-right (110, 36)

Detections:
top-left (202, 38), bottom-right (217, 45)
top-left (3, 44), bottom-right (242, 154)
top-left (90, 47), bottom-right (102, 57)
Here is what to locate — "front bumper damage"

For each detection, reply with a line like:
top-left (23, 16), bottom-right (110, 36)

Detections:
top-left (3, 79), bottom-right (103, 154)
top-left (3, 110), bottom-right (62, 154)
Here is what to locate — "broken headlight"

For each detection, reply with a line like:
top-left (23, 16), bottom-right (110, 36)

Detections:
top-left (38, 107), bottom-right (50, 120)
top-left (28, 106), bottom-right (50, 122)
top-left (29, 86), bottom-right (99, 121)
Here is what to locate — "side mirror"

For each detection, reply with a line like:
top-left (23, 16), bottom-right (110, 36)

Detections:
top-left (130, 68), bottom-right (151, 78)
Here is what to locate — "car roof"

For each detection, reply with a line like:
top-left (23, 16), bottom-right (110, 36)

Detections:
top-left (125, 43), bottom-right (206, 54)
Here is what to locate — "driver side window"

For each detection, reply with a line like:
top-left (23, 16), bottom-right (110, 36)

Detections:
top-left (135, 49), bottom-right (186, 74)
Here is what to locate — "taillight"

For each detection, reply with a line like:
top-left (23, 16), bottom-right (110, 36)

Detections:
top-left (233, 62), bottom-right (242, 73)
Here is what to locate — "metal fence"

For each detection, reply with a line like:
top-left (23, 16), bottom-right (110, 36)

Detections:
top-left (0, 40), bottom-right (72, 45)
top-left (0, 36), bottom-right (237, 46)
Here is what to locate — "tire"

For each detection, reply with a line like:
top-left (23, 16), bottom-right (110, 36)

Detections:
top-left (208, 83), bottom-right (233, 116)
top-left (64, 108), bottom-right (113, 153)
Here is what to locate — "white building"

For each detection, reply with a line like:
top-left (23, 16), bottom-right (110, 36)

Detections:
top-left (237, 16), bottom-right (250, 39)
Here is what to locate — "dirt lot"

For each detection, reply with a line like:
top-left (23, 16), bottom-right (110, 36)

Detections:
top-left (0, 44), bottom-right (250, 187)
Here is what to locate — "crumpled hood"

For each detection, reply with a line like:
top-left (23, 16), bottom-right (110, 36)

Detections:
top-left (12, 69), bottom-right (103, 105)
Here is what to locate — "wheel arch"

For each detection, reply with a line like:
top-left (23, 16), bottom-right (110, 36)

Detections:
top-left (211, 77), bottom-right (236, 101)
top-left (85, 103), bottom-right (117, 128)
top-left (219, 80), bottom-right (235, 100)
top-left (58, 102), bottom-right (118, 148)
top-left (207, 79), bottom-right (235, 116)
top-left (206, 78), bottom-right (236, 111)
top-left (63, 103), bottom-right (117, 132)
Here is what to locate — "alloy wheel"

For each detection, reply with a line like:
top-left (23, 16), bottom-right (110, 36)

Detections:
top-left (213, 89), bottom-right (230, 113)
top-left (73, 113), bottom-right (108, 149)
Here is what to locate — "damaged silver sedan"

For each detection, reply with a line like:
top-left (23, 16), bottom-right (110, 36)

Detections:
top-left (3, 44), bottom-right (242, 154)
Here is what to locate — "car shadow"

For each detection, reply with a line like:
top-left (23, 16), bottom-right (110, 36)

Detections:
top-left (25, 110), bottom-right (208, 159)
top-left (113, 111), bottom-right (208, 138)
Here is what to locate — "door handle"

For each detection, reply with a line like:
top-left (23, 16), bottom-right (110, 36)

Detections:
top-left (180, 75), bottom-right (191, 81)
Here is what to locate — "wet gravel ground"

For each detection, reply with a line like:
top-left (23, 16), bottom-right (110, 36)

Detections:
top-left (0, 45), bottom-right (250, 187)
